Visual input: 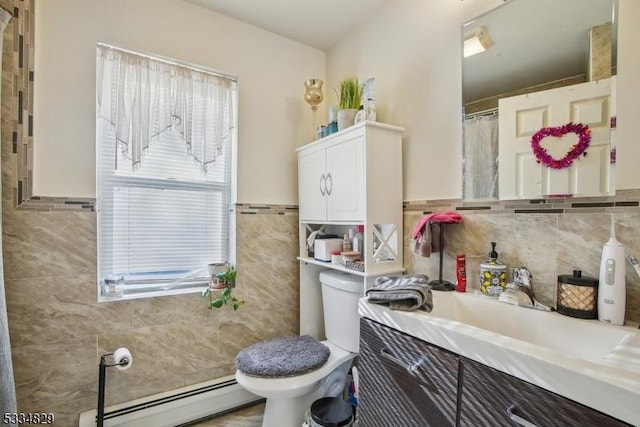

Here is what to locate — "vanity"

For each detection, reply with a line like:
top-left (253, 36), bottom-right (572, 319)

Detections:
top-left (357, 292), bottom-right (640, 426)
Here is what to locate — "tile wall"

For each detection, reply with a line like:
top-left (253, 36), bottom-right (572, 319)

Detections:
top-left (2, 203), bottom-right (299, 425)
top-left (404, 193), bottom-right (640, 324)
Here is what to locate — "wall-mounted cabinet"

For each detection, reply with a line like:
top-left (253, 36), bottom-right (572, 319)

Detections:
top-left (298, 135), bottom-right (365, 222)
top-left (297, 121), bottom-right (404, 277)
top-left (297, 121), bottom-right (404, 337)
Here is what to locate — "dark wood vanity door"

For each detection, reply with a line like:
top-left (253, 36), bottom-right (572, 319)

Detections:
top-left (358, 318), bottom-right (459, 427)
top-left (458, 357), bottom-right (631, 427)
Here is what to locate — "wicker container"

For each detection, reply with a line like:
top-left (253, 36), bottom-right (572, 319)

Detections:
top-left (557, 270), bottom-right (598, 319)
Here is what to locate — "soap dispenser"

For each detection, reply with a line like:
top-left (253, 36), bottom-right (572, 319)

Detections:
top-left (480, 241), bottom-right (507, 297)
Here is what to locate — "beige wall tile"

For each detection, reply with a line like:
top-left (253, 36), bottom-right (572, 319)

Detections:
top-left (12, 337), bottom-right (96, 410)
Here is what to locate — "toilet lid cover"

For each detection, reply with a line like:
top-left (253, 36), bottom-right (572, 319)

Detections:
top-left (235, 335), bottom-right (330, 377)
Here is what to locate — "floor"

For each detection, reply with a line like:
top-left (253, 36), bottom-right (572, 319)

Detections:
top-left (185, 402), bottom-right (264, 426)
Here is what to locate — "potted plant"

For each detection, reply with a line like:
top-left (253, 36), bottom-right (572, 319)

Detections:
top-left (202, 266), bottom-right (245, 311)
top-left (336, 76), bottom-right (363, 131)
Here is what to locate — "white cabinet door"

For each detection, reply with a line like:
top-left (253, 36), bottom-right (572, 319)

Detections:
top-left (325, 137), bottom-right (365, 221)
top-left (499, 78), bottom-right (613, 199)
top-left (298, 149), bottom-right (327, 221)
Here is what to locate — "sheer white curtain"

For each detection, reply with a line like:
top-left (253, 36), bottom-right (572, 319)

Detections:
top-left (0, 7), bottom-right (16, 425)
top-left (96, 43), bottom-right (235, 171)
top-left (463, 114), bottom-right (499, 200)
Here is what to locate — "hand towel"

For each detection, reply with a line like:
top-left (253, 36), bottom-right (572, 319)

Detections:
top-left (412, 211), bottom-right (463, 258)
top-left (366, 274), bottom-right (433, 312)
top-left (411, 211), bottom-right (463, 240)
top-left (413, 222), bottom-right (441, 257)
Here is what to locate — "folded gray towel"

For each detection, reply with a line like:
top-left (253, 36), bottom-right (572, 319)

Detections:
top-left (366, 274), bottom-right (433, 312)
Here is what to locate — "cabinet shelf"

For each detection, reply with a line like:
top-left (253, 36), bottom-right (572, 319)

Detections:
top-left (297, 256), bottom-right (405, 277)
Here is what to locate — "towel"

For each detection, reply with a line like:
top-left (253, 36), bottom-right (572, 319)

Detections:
top-left (412, 211), bottom-right (463, 258)
top-left (366, 274), bottom-right (433, 312)
top-left (411, 211), bottom-right (463, 240)
top-left (414, 222), bottom-right (441, 257)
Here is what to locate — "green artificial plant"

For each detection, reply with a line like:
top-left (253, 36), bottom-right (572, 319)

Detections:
top-left (336, 76), bottom-right (363, 110)
top-left (202, 268), bottom-right (245, 311)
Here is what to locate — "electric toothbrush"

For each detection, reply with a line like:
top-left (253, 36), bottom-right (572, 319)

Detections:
top-left (598, 215), bottom-right (626, 325)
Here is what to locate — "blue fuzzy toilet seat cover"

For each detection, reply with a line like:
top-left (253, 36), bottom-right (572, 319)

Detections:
top-left (235, 335), bottom-right (330, 377)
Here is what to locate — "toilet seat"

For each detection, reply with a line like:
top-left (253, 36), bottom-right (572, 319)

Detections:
top-left (235, 341), bottom-right (356, 399)
top-left (236, 335), bottom-right (330, 377)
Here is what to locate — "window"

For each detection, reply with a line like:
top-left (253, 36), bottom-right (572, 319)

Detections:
top-left (96, 43), bottom-right (237, 301)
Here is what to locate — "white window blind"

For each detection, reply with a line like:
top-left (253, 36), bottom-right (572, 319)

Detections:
top-left (96, 43), bottom-right (237, 301)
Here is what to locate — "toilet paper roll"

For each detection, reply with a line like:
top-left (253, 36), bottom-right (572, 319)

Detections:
top-left (113, 347), bottom-right (132, 371)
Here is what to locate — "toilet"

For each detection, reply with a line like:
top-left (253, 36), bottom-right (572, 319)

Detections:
top-left (235, 270), bottom-right (363, 427)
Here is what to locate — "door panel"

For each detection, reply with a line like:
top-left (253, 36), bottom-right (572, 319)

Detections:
top-left (358, 318), bottom-right (459, 427)
top-left (459, 357), bottom-right (629, 427)
top-left (499, 78), bottom-right (613, 199)
top-left (298, 149), bottom-right (326, 221)
top-left (325, 137), bottom-right (365, 221)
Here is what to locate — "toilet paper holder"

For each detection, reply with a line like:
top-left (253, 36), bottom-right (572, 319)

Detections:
top-left (97, 347), bottom-right (132, 427)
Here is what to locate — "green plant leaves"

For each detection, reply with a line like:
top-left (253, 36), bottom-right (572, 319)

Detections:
top-left (205, 281), bottom-right (244, 312)
top-left (337, 76), bottom-right (363, 110)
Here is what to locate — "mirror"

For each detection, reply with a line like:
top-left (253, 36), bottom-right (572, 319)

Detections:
top-left (462, 0), bottom-right (617, 200)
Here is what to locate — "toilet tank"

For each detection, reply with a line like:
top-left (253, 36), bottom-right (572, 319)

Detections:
top-left (319, 270), bottom-right (364, 353)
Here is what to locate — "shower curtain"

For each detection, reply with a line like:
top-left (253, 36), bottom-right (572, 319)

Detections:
top-left (0, 7), bottom-right (16, 425)
top-left (463, 114), bottom-right (499, 200)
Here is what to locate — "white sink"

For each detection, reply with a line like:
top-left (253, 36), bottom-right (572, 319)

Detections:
top-left (428, 292), bottom-right (636, 364)
top-left (359, 291), bottom-right (640, 425)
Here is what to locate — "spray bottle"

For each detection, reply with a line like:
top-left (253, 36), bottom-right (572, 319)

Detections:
top-left (598, 215), bottom-right (626, 325)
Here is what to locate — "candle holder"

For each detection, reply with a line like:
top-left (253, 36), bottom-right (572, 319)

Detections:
top-left (304, 79), bottom-right (324, 139)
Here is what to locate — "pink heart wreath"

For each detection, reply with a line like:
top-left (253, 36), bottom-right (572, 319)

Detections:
top-left (530, 122), bottom-right (591, 169)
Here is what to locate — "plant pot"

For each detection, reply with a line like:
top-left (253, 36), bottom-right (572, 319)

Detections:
top-left (210, 278), bottom-right (227, 290)
top-left (337, 108), bottom-right (358, 131)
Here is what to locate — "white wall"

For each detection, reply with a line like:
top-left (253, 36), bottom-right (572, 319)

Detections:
top-left (33, 0), bottom-right (640, 204)
top-left (326, 0), bottom-right (640, 202)
top-left (33, 0), bottom-right (325, 205)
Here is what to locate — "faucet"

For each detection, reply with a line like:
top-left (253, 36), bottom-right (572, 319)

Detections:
top-left (498, 267), bottom-right (553, 311)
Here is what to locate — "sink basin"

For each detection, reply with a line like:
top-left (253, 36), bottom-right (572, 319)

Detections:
top-left (427, 292), bottom-right (636, 364)
top-left (358, 290), bottom-right (640, 425)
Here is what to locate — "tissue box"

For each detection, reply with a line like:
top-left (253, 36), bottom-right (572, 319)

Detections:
top-left (314, 238), bottom-right (343, 261)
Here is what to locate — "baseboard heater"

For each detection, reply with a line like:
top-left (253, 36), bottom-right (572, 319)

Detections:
top-left (79, 375), bottom-right (261, 427)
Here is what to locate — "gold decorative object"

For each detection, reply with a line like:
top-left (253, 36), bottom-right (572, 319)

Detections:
top-left (304, 79), bottom-right (324, 138)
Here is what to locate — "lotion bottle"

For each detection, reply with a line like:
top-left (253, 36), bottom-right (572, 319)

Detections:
top-left (598, 215), bottom-right (626, 325)
top-left (479, 242), bottom-right (507, 297)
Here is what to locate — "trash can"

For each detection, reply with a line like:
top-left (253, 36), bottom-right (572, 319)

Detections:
top-left (308, 397), bottom-right (354, 427)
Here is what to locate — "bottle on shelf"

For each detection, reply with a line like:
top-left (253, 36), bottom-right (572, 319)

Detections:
top-left (352, 226), bottom-right (364, 255)
top-left (343, 233), bottom-right (352, 252)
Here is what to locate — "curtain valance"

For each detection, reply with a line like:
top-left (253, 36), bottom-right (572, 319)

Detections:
top-left (96, 44), bottom-right (236, 171)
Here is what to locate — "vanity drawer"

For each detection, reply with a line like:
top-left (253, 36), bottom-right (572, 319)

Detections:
top-left (358, 318), bottom-right (459, 426)
top-left (458, 357), bottom-right (630, 427)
